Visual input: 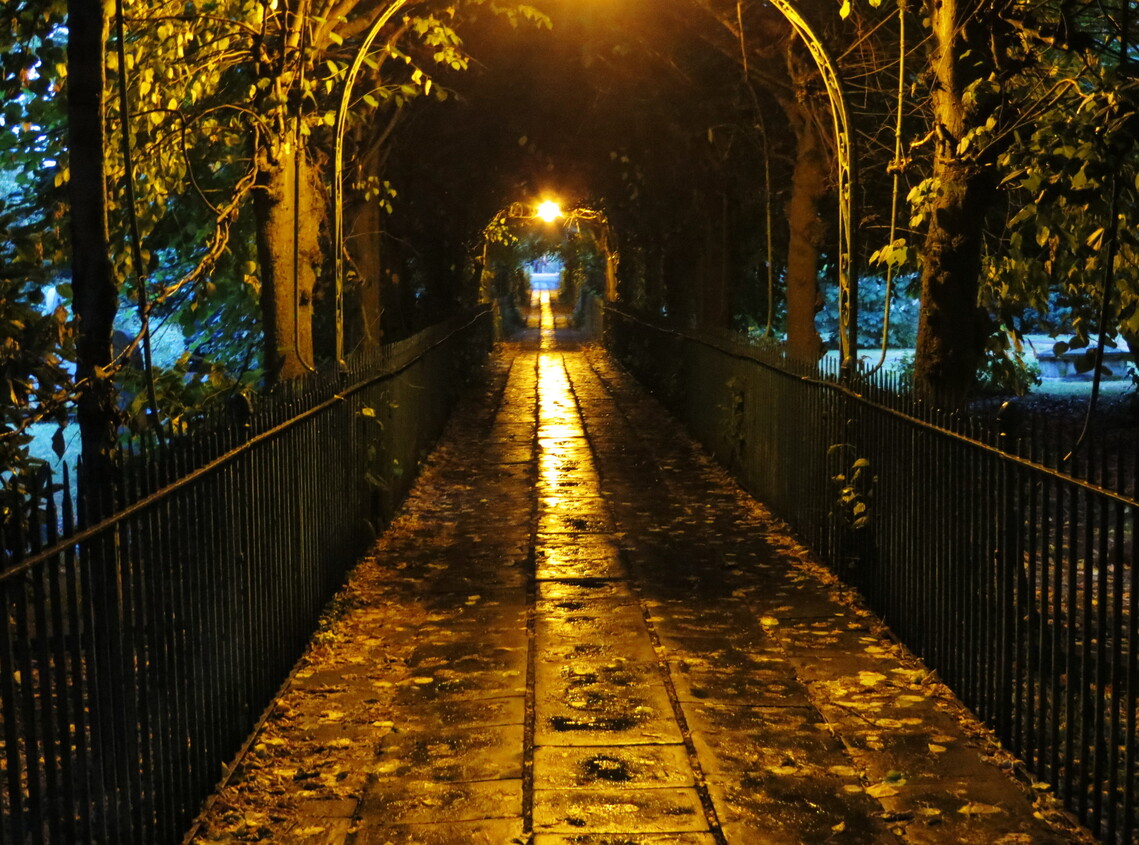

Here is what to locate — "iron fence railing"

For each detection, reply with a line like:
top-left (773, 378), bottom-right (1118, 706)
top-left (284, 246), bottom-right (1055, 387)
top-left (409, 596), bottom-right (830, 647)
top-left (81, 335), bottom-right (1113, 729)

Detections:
top-left (0, 307), bottom-right (492, 845)
top-left (605, 304), bottom-right (1138, 845)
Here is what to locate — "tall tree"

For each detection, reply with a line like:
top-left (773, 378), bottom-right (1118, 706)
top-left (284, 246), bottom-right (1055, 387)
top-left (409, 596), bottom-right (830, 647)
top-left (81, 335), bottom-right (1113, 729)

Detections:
top-left (909, 0), bottom-right (1009, 405)
top-left (68, 0), bottom-right (119, 500)
top-left (781, 48), bottom-right (831, 361)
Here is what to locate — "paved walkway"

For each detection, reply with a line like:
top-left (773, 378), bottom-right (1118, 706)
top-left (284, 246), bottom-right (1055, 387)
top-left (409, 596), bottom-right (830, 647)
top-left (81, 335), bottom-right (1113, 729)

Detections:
top-left (189, 293), bottom-right (1092, 845)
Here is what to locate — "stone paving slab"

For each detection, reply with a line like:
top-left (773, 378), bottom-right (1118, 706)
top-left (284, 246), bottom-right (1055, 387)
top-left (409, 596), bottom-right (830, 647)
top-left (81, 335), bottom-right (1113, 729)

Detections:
top-left (376, 723), bottom-right (525, 782)
top-left (712, 780), bottom-right (900, 845)
top-left (535, 540), bottom-right (623, 581)
top-left (187, 298), bottom-right (1094, 845)
top-left (393, 695), bottom-right (525, 731)
top-left (357, 778), bottom-right (523, 825)
top-left (534, 836), bottom-right (717, 845)
top-left (352, 819), bottom-right (525, 845)
top-left (532, 787), bottom-right (708, 835)
top-left (533, 745), bottom-right (695, 789)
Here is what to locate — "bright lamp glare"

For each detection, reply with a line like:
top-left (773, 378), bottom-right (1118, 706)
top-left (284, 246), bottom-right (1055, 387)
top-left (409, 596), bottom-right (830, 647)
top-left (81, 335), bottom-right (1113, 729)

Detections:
top-left (536, 200), bottom-right (563, 223)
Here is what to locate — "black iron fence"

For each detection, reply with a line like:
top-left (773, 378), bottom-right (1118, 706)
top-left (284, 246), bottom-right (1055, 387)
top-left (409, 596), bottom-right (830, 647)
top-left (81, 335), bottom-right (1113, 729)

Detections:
top-left (605, 305), bottom-right (1138, 845)
top-left (0, 307), bottom-right (492, 845)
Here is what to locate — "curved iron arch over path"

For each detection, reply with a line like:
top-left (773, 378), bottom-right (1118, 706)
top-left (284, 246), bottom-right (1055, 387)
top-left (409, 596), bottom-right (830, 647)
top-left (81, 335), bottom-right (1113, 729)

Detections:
top-left (331, 0), bottom-right (859, 372)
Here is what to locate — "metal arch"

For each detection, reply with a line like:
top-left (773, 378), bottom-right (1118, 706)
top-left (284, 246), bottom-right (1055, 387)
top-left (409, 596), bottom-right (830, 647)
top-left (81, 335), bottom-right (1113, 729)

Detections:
top-left (476, 202), bottom-right (620, 302)
top-left (567, 208), bottom-right (620, 302)
top-left (328, 0), bottom-right (857, 371)
top-left (759, 0), bottom-right (859, 372)
top-left (332, 0), bottom-right (412, 368)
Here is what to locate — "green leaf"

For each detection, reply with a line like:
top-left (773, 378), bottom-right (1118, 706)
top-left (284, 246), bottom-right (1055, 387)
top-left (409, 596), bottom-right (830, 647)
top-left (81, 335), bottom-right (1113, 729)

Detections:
top-left (1073, 351), bottom-right (1097, 374)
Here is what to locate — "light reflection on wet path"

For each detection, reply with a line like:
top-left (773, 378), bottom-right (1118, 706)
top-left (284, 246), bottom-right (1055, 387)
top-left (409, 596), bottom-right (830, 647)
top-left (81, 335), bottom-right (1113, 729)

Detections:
top-left (527, 290), bottom-right (708, 838)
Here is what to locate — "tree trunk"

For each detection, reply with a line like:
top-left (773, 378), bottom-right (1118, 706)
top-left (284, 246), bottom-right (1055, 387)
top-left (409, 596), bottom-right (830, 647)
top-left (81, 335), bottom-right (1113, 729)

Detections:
top-left (67, 10), bottom-right (134, 834)
top-left (698, 193), bottom-right (731, 331)
top-left (254, 142), bottom-right (323, 381)
top-left (913, 160), bottom-right (995, 406)
top-left (913, 0), bottom-right (1001, 406)
top-left (68, 0), bottom-right (119, 510)
top-left (784, 103), bottom-right (828, 363)
top-left (347, 196), bottom-right (383, 350)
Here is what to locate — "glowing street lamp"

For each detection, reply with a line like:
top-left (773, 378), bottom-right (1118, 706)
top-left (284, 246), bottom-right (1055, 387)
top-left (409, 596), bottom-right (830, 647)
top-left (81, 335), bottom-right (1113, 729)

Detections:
top-left (536, 200), bottom-right (563, 223)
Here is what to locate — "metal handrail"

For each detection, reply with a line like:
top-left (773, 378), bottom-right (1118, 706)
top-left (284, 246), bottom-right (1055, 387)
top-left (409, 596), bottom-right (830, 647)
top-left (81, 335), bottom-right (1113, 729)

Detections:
top-left (605, 303), bottom-right (1139, 509)
top-left (0, 307), bottom-right (490, 582)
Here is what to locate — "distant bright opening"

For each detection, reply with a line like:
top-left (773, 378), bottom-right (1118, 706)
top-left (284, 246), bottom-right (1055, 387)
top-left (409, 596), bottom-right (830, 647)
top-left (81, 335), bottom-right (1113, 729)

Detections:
top-left (528, 254), bottom-right (563, 292)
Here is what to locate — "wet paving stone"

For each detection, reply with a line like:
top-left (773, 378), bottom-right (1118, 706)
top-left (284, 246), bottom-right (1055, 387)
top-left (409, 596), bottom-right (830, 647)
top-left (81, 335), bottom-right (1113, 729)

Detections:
top-left (534, 745), bottom-right (695, 789)
top-left (352, 818), bottom-right (524, 844)
top-left (483, 442), bottom-right (534, 463)
top-left (539, 422), bottom-right (588, 439)
top-left (536, 592), bottom-right (634, 617)
top-left (358, 778), bottom-right (522, 826)
top-left (654, 633), bottom-right (780, 663)
top-left (538, 576), bottom-right (630, 602)
top-left (536, 622), bottom-right (657, 659)
top-left (690, 726), bottom-right (853, 782)
top-left (377, 723), bottom-right (524, 782)
top-left (394, 667), bottom-right (526, 705)
top-left (533, 835), bottom-right (717, 845)
top-left (533, 787), bottom-right (708, 835)
top-left (534, 679), bottom-right (683, 748)
top-left (536, 540), bottom-right (624, 581)
top-left (392, 695), bottom-right (524, 731)
top-left (414, 567), bottom-right (529, 594)
top-left (646, 616), bottom-right (773, 649)
top-left (682, 702), bottom-right (831, 737)
top-left (711, 777), bottom-right (901, 845)
top-left (669, 662), bottom-right (810, 707)
top-left (872, 779), bottom-right (1078, 845)
top-left (407, 641), bottom-right (526, 674)
top-left (540, 494), bottom-right (610, 514)
top-left (539, 511), bottom-right (616, 534)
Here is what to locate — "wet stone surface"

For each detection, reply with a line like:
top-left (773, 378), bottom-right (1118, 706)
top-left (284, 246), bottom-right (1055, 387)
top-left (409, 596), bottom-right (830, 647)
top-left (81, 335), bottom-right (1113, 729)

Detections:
top-left (532, 787), bottom-right (708, 835)
top-left (352, 819), bottom-right (524, 845)
top-left (533, 836), bottom-right (717, 845)
top-left (534, 745), bottom-right (695, 789)
top-left (187, 294), bottom-right (1094, 845)
top-left (535, 539), bottom-right (624, 581)
top-left (358, 779), bottom-right (523, 826)
top-left (376, 723), bottom-right (524, 782)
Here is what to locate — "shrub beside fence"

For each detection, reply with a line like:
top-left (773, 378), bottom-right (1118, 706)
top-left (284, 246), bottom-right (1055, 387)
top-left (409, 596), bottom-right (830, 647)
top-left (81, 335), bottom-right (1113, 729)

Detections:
top-left (605, 305), bottom-right (1138, 845)
top-left (0, 307), bottom-right (492, 845)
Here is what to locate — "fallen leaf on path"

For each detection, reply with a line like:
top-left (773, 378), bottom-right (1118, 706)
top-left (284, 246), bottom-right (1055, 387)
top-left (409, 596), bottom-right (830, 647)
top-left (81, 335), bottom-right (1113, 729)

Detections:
top-left (866, 782), bottom-right (900, 798)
